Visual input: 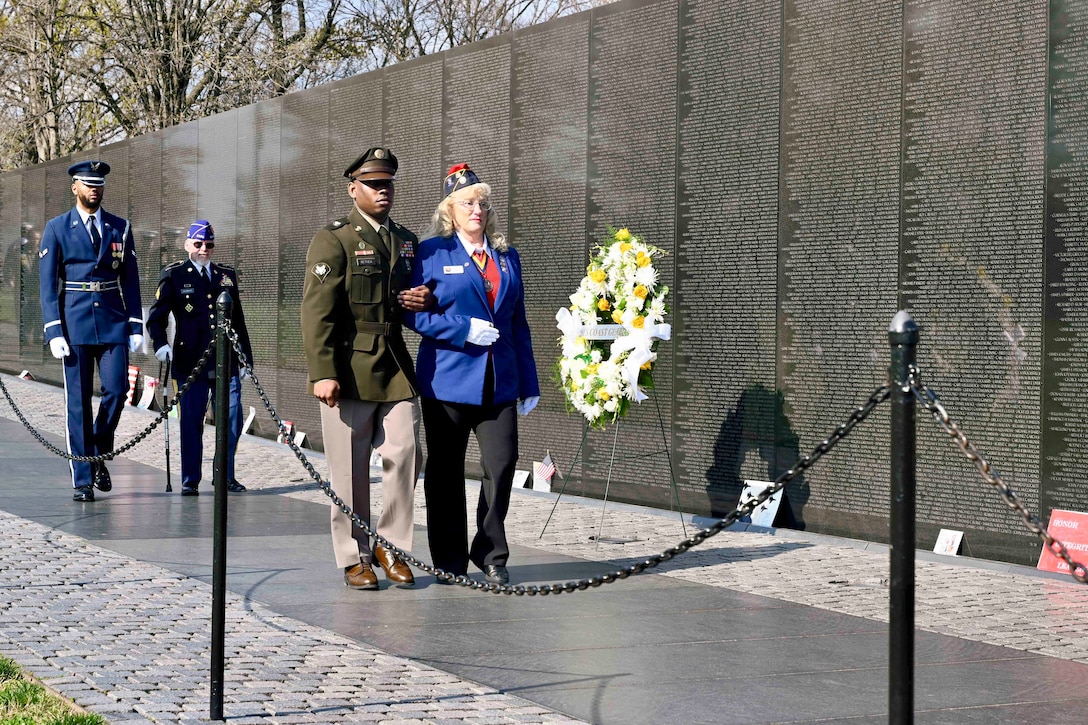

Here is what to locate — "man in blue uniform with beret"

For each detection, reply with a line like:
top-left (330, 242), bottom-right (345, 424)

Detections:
top-left (146, 220), bottom-right (253, 496)
top-left (39, 160), bottom-right (144, 502)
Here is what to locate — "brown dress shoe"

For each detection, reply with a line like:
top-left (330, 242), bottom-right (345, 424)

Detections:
top-left (343, 562), bottom-right (378, 590)
top-left (374, 544), bottom-right (414, 586)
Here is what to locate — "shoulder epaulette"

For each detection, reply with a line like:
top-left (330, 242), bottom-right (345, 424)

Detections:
top-left (163, 260), bottom-right (186, 272)
top-left (327, 217), bottom-right (350, 231)
top-left (390, 220), bottom-right (416, 239)
top-left (216, 263), bottom-right (236, 271)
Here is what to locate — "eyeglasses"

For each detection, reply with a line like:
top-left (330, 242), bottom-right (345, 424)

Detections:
top-left (456, 199), bottom-right (492, 212)
top-left (355, 178), bottom-right (394, 190)
top-left (191, 241), bottom-right (215, 249)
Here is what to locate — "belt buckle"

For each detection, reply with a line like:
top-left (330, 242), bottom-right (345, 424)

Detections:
top-left (88, 281), bottom-right (102, 292)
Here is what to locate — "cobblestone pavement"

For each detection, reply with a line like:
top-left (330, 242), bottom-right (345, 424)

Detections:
top-left (3, 372), bottom-right (1088, 723)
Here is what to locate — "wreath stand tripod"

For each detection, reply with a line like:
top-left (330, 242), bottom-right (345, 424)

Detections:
top-left (539, 395), bottom-right (686, 547)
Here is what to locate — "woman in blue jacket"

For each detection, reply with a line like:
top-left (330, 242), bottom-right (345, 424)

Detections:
top-left (407, 164), bottom-right (540, 585)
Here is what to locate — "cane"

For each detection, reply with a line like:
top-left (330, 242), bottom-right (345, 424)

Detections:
top-left (163, 359), bottom-right (173, 492)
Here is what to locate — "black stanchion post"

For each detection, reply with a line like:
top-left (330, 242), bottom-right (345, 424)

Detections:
top-left (163, 360), bottom-right (172, 493)
top-left (888, 310), bottom-right (918, 724)
top-left (210, 291), bottom-right (233, 721)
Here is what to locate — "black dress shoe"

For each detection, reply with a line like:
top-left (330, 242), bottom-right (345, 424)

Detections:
top-left (482, 565), bottom-right (509, 585)
top-left (227, 480), bottom-right (246, 493)
top-left (73, 485), bottom-right (95, 502)
top-left (180, 484), bottom-right (199, 496)
top-left (91, 462), bottom-right (112, 492)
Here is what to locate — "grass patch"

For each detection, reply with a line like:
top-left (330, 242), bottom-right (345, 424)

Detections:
top-left (0, 657), bottom-right (105, 725)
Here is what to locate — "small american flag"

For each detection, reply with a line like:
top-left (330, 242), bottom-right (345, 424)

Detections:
top-left (536, 453), bottom-right (556, 481)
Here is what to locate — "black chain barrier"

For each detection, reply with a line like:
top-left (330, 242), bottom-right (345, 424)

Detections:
top-left (910, 370), bottom-right (1088, 584)
top-left (226, 318), bottom-right (891, 595)
top-left (0, 339), bottom-right (218, 464)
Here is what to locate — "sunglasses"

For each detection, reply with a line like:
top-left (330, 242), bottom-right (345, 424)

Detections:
top-left (354, 178), bottom-right (394, 190)
top-left (191, 241), bottom-right (215, 249)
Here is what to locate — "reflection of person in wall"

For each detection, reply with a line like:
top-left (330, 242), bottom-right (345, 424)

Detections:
top-left (706, 384), bottom-right (804, 526)
top-left (406, 164), bottom-right (540, 586)
top-left (39, 161), bottom-right (143, 502)
top-left (146, 220), bottom-right (253, 496)
top-left (302, 147), bottom-right (433, 592)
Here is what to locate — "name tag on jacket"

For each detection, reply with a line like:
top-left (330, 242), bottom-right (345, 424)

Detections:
top-left (443, 265), bottom-right (465, 275)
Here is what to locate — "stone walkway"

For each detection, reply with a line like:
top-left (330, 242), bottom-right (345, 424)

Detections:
top-left (2, 371), bottom-right (1088, 723)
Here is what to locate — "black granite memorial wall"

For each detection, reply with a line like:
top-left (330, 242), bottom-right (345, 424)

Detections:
top-left (1, 0), bottom-right (1084, 564)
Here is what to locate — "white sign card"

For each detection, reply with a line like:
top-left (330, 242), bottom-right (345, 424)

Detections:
top-left (739, 480), bottom-right (783, 528)
top-left (933, 529), bottom-right (964, 556)
top-left (513, 470), bottom-right (531, 489)
top-left (241, 406), bottom-right (256, 436)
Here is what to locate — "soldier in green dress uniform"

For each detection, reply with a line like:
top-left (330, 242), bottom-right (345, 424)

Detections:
top-left (301, 147), bottom-right (432, 590)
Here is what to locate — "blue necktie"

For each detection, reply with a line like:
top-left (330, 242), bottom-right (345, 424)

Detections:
top-left (88, 217), bottom-right (101, 253)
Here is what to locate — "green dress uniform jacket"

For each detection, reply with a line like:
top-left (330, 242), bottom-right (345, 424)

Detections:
top-left (301, 207), bottom-right (418, 402)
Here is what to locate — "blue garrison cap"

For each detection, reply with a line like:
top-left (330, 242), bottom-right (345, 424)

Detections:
top-left (186, 220), bottom-right (215, 242)
top-left (444, 163), bottom-right (481, 198)
top-left (68, 160), bottom-right (110, 187)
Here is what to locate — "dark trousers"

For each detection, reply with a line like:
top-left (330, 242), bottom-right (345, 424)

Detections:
top-left (421, 397), bottom-right (519, 573)
top-left (62, 342), bottom-right (128, 488)
top-left (175, 375), bottom-right (242, 486)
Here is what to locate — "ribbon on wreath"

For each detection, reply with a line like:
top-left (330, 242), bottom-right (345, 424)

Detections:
top-left (609, 322), bottom-right (671, 402)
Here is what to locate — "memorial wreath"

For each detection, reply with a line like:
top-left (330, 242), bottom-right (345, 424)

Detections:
top-left (556, 227), bottom-right (671, 429)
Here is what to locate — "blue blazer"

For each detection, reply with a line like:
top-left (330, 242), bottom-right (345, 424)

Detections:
top-left (39, 208), bottom-right (142, 346)
top-left (407, 235), bottom-right (539, 406)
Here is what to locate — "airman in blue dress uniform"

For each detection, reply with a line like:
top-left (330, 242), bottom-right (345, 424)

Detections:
top-left (39, 160), bottom-right (144, 501)
top-left (145, 220), bottom-right (253, 496)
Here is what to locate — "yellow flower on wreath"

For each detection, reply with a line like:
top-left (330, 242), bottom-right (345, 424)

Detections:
top-left (633, 284), bottom-right (648, 299)
top-left (590, 269), bottom-right (606, 283)
top-left (597, 389), bottom-right (611, 401)
top-left (597, 298), bottom-right (610, 311)
top-left (611, 310), bottom-right (623, 324)
top-left (619, 242), bottom-right (633, 253)
top-left (614, 228), bottom-right (631, 242)
top-left (636, 251), bottom-right (651, 268)
top-left (632, 316), bottom-right (645, 329)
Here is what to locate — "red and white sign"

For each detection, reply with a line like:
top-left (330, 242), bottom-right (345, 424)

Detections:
top-left (1037, 509), bottom-right (1088, 575)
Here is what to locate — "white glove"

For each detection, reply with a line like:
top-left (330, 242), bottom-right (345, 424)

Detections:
top-left (49, 337), bottom-right (70, 359)
top-left (155, 345), bottom-right (172, 362)
top-left (467, 318), bottom-right (500, 347)
top-left (128, 334), bottom-right (144, 353)
top-left (240, 367), bottom-right (251, 380)
top-left (517, 396), bottom-right (539, 416)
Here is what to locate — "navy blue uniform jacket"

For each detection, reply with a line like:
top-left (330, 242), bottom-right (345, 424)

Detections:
top-left (39, 208), bottom-right (143, 345)
top-left (145, 260), bottom-right (254, 379)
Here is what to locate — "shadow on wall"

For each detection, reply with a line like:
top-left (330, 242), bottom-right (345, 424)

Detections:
top-left (705, 384), bottom-right (807, 528)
